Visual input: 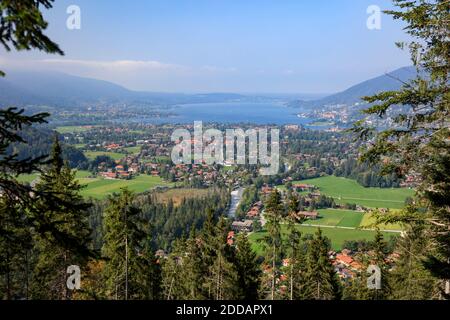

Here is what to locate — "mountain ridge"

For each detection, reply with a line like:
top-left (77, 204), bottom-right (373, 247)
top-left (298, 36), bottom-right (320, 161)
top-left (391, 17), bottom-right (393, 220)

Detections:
top-left (288, 66), bottom-right (417, 109)
top-left (0, 66), bottom-right (417, 108)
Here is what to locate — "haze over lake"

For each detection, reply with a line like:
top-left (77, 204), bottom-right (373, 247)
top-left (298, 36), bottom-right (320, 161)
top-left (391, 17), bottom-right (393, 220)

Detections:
top-left (142, 102), bottom-right (313, 125)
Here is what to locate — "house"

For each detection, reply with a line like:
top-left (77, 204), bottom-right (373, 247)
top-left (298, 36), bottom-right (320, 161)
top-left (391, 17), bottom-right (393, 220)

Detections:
top-left (261, 186), bottom-right (273, 195)
top-left (128, 164), bottom-right (139, 173)
top-left (296, 211), bottom-right (319, 220)
top-left (227, 231), bottom-right (235, 246)
top-left (100, 172), bottom-right (117, 179)
top-left (292, 183), bottom-right (315, 191)
top-left (117, 171), bottom-right (130, 179)
top-left (310, 192), bottom-right (322, 199)
top-left (231, 220), bottom-right (253, 233)
top-left (336, 253), bottom-right (354, 266)
top-left (106, 143), bottom-right (121, 150)
top-left (246, 205), bottom-right (261, 218)
top-left (335, 253), bottom-right (363, 271)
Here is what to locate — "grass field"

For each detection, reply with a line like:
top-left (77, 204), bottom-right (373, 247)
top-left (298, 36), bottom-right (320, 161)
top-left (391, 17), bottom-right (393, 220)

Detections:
top-left (17, 170), bottom-right (93, 183)
top-left (80, 175), bottom-right (172, 199)
top-left (84, 151), bottom-right (125, 161)
top-left (75, 170), bottom-right (92, 178)
top-left (295, 176), bottom-right (414, 209)
top-left (55, 125), bottom-right (100, 134)
top-left (249, 225), bottom-right (397, 253)
top-left (303, 208), bottom-right (402, 231)
top-left (123, 146), bottom-right (141, 154)
top-left (304, 209), bottom-right (365, 228)
top-left (75, 170), bottom-right (98, 185)
top-left (360, 211), bottom-right (404, 231)
top-left (154, 188), bottom-right (210, 206)
top-left (17, 171), bottom-right (171, 199)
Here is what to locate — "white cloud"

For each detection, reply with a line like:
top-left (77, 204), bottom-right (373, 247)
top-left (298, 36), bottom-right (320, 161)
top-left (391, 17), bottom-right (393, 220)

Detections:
top-left (40, 58), bottom-right (186, 72)
top-left (0, 57), bottom-right (324, 93)
top-left (0, 57), bottom-right (244, 91)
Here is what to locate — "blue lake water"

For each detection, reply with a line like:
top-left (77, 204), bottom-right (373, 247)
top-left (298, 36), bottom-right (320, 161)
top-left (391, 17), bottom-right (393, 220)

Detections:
top-left (144, 102), bottom-right (312, 125)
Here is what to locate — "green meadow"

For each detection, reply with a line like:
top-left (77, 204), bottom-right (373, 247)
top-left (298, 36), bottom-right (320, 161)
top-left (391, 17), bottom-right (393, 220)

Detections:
top-left (80, 175), bottom-right (172, 199)
top-left (17, 171), bottom-right (171, 199)
top-left (304, 209), bottom-right (365, 228)
top-left (249, 225), bottom-right (397, 253)
top-left (84, 151), bottom-right (125, 161)
top-left (249, 206), bottom-right (403, 254)
top-left (295, 176), bottom-right (414, 209)
top-left (299, 208), bottom-right (402, 231)
top-left (123, 146), bottom-right (141, 154)
top-left (55, 125), bottom-right (100, 134)
top-left (17, 170), bottom-right (92, 183)
top-left (360, 211), bottom-right (404, 231)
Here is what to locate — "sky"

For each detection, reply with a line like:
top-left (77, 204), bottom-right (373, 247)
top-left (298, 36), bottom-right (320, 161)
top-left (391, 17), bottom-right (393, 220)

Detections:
top-left (0, 0), bottom-right (412, 94)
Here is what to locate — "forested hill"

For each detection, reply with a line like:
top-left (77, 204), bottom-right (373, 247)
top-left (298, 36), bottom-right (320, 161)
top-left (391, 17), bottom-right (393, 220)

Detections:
top-left (0, 71), bottom-right (249, 107)
top-left (287, 66), bottom-right (417, 109)
top-left (7, 126), bottom-right (87, 169)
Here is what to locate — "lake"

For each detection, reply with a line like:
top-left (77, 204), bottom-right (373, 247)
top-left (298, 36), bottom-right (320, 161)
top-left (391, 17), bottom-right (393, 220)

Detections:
top-left (141, 102), bottom-right (314, 125)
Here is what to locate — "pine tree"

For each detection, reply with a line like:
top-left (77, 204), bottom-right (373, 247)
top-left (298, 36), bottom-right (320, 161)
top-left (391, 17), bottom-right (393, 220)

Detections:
top-left (368, 230), bottom-right (391, 300)
top-left (72, 260), bottom-right (106, 300)
top-left (261, 189), bottom-right (283, 300)
top-left (353, 0), bottom-right (449, 298)
top-left (342, 269), bottom-right (372, 300)
top-left (0, 0), bottom-right (64, 76)
top-left (284, 218), bottom-right (307, 300)
top-left (136, 222), bottom-right (162, 300)
top-left (31, 137), bottom-right (92, 299)
top-left (304, 229), bottom-right (341, 300)
top-left (390, 223), bottom-right (439, 299)
top-left (161, 237), bottom-right (188, 300)
top-left (345, 230), bottom-right (392, 300)
top-left (234, 233), bottom-right (261, 300)
top-left (182, 227), bottom-right (206, 299)
top-left (0, 198), bottom-right (32, 299)
top-left (102, 188), bottom-right (146, 300)
top-left (200, 209), bottom-right (218, 298)
top-left (284, 194), bottom-right (308, 300)
top-left (205, 217), bottom-right (238, 300)
top-left (0, 110), bottom-right (99, 300)
top-left (288, 194), bottom-right (299, 217)
top-left (0, 108), bottom-right (46, 300)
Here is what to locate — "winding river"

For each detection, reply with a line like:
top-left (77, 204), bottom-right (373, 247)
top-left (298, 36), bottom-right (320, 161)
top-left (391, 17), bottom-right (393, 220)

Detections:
top-left (227, 188), bottom-right (244, 218)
